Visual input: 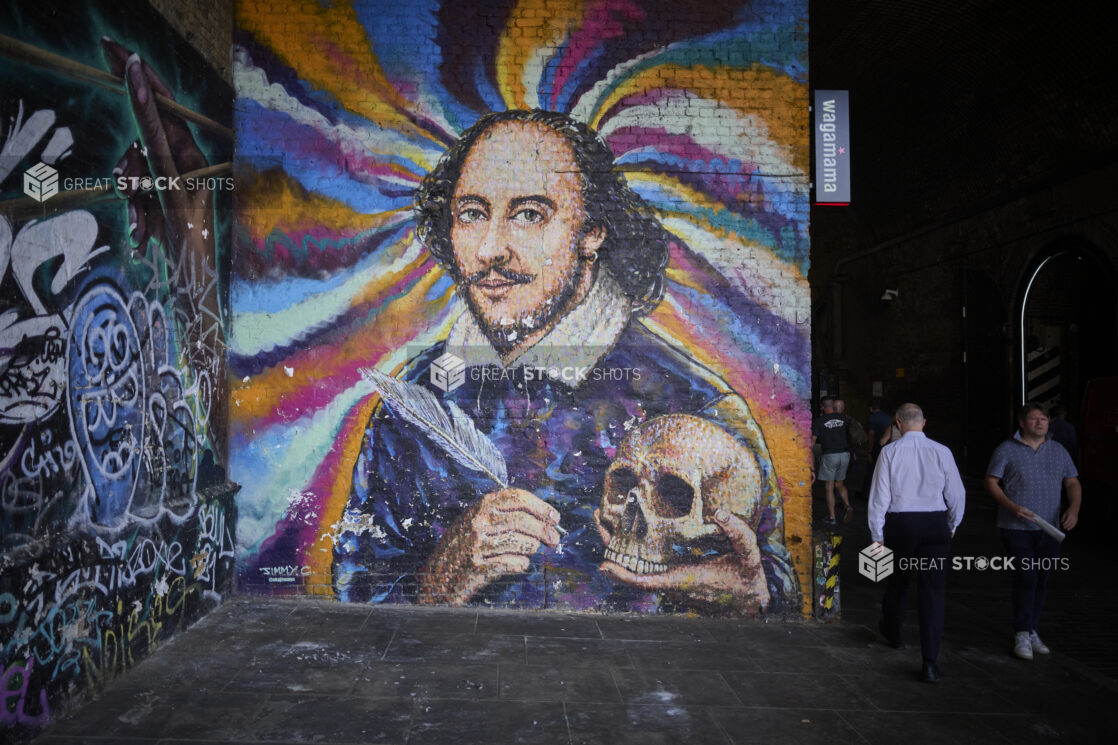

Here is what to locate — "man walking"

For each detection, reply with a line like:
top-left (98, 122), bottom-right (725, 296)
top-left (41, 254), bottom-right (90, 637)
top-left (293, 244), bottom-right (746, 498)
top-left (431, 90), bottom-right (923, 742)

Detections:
top-left (868, 403), bottom-right (966, 682)
top-left (985, 403), bottom-right (1080, 660)
top-left (1047, 403), bottom-right (1078, 464)
top-left (866, 398), bottom-right (892, 465)
top-left (812, 397), bottom-right (853, 523)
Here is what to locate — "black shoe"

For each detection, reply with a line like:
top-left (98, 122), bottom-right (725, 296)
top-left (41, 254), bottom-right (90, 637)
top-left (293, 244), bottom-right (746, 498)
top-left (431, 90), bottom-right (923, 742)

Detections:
top-left (878, 620), bottom-right (905, 650)
top-left (921, 661), bottom-right (942, 683)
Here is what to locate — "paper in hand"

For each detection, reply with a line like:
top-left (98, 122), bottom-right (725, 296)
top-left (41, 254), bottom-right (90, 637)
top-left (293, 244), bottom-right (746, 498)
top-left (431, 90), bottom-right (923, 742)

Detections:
top-left (1030, 514), bottom-right (1066, 543)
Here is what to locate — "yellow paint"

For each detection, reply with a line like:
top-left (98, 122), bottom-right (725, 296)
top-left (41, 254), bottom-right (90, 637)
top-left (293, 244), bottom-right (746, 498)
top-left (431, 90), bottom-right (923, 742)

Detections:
top-left (302, 391), bottom-right (381, 593)
top-left (236, 0), bottom-right (444, 145)
top-left (229, 260), bottom-right (450, 423)
top-left (496, 0), bottom-right (585, 108)
top-left (238, 170), bottom-right (414, 244)
top-left (590, 64), bottom-right (809, 173)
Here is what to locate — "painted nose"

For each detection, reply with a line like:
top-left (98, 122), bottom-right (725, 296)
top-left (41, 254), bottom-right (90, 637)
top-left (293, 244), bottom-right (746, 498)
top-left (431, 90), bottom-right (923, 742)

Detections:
top-left (474, 218), bottom-right (512, 266)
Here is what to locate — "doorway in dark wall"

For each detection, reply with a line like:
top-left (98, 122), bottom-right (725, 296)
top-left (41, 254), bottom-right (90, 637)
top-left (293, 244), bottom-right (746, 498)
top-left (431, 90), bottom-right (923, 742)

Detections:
top-left (1019, 245), bottom-right (1118, 427)
top-left (1019, 244), bottom-right (1118, 533)
top-left (963, 269), bottom-right (1010, 474)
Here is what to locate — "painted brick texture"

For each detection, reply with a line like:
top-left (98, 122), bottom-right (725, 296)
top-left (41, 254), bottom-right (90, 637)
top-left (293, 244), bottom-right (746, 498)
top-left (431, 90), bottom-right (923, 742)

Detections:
top-left (231, 0), bottom-right (813, 617)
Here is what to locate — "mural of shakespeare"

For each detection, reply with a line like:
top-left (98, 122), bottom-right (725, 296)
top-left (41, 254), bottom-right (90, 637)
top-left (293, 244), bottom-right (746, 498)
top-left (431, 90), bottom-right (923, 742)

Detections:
top-left (333, 110), bottom-right (799, 613)
top-left (231, 0), bottom-right (812, 615)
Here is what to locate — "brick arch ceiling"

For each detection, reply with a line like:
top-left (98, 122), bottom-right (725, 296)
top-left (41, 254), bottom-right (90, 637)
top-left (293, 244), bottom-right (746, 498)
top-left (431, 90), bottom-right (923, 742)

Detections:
top-left (809, 0), bottom-right (1118, 243)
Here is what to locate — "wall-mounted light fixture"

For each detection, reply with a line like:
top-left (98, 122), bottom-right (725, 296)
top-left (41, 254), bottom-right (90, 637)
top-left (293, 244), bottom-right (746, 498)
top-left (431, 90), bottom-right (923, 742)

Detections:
top-left (880, 289), bottom-right (899, 302)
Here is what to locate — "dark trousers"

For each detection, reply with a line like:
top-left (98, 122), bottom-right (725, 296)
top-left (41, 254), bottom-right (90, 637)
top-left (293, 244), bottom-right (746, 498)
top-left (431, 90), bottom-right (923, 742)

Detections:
top-left (880, 511), bottom-right (951, 664)
top-left (1001, 528), bottom-right (1062, 633)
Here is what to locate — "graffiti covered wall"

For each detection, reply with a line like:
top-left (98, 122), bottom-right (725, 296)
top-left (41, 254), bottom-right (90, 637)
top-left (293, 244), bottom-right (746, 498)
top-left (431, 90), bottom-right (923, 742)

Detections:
top-left (233, 0), bottom-right (811, 615)
top-left (0, 2), bottom-right (235, 740)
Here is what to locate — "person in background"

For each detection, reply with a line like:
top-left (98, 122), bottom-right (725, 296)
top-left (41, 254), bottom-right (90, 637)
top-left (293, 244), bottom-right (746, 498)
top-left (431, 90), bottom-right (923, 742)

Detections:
top-left (867, 399), bottom-right (892, 466)
top-left (812, 398), bottom-right (853, 524)
top-left (865, 398), bottom-right (892, 495)
top-left (1048, 403), bottom-right (1078, 464)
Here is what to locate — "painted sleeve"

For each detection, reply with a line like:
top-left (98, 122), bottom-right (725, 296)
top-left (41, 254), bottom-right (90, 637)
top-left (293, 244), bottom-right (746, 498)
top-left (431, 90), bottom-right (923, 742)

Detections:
top-left (703, 394), bottom-right (801, 614)
top-left (331, 407), bottom-right (435, 603)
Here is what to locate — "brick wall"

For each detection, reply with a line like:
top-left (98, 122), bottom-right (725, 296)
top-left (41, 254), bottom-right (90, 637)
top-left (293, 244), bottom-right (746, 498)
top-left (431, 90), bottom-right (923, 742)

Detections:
top-left (231, 0), bottom-right (814, 616)
top-left (149, 0), bottom-right (234, 84)
top-left (0, 2), bottom-right (235, 741)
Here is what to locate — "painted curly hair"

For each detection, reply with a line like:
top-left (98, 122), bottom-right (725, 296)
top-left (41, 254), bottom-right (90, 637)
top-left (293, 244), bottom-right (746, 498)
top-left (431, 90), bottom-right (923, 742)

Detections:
top-left (413, 109), bottom-right (671, 314)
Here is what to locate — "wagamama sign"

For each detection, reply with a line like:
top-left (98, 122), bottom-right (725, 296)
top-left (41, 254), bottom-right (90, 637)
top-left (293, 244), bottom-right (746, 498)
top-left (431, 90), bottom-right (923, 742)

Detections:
top-left (814, 90), bottom-right (850, 204)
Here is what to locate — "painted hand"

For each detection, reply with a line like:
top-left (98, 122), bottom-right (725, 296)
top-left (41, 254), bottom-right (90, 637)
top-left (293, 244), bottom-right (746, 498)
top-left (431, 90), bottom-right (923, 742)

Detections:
top-left (595, 507), bottom-right (770, 614)
top-left (102, 37), bottom-right (226, 453)
top-left (418, 488), bottom-right (561, 606)
top-left (102, 38), bottom-right (213, 264)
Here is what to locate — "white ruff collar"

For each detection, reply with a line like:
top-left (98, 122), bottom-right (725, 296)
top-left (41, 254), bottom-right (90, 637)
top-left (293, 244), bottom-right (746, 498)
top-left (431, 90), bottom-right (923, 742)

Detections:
top-left (444, 269), bottom-right (633, 388)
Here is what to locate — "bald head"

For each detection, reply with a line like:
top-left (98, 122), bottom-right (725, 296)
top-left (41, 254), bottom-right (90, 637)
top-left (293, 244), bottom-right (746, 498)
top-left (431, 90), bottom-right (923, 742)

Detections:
top-left (834, 399), bottom-right (846, 413)
top-left (895, 403), bottom-right (925, 433)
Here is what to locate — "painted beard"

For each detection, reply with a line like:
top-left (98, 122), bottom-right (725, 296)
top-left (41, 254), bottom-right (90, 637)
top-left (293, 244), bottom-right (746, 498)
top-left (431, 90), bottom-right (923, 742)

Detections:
top-left (461, 258), bottom-right (587, 356)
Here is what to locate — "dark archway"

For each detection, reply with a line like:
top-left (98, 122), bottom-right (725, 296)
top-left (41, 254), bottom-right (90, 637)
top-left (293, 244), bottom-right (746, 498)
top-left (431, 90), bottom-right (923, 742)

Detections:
top-left (1018, 244), bottom-right (1118, 422)
top-left (1017, 242), bottom-right (1118, 531)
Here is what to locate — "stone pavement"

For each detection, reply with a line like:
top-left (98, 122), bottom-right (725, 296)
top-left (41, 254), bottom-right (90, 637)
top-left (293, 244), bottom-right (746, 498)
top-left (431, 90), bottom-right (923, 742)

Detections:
top-left (30, 488), bottom-right (1118, 745)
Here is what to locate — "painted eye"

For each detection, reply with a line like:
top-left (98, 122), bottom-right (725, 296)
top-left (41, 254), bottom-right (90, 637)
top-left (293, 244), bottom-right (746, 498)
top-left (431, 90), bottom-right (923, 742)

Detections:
top-left (456, 207), bottom-right (487, 224)
top-left (511, 207), bottom-right (545, 225)
top-left (607, 467), bottom-right (639, 504)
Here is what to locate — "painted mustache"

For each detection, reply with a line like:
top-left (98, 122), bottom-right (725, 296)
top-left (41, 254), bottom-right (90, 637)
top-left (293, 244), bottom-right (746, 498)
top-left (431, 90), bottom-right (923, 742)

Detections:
top-left (463, 265), bottom-right (535, 286)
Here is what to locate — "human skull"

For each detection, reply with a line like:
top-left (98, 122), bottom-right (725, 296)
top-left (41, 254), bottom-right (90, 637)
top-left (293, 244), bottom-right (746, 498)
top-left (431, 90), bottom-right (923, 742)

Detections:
top-left (598, 414), bottom-right (763, 574)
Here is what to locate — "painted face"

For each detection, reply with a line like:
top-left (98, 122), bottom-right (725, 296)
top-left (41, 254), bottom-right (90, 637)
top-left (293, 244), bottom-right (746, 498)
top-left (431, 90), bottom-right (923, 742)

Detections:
top-left (450, 121), bottom-right (604, 351)
top-left (1021, 409), bottom-right (1049, 438)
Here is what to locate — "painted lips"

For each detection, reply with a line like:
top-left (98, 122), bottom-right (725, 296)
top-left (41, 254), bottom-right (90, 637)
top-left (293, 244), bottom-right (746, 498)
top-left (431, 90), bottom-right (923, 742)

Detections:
top-left (468, 268), bottom-right (533, 299)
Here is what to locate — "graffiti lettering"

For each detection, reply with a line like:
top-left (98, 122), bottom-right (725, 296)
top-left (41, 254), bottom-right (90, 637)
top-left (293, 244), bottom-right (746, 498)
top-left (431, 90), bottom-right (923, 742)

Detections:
top-left (2, 16), bottom-right (231, 742)
top-left (260, 566), bottom-right (311, 577)
top-left (19, 428), bottom-right (79, 481)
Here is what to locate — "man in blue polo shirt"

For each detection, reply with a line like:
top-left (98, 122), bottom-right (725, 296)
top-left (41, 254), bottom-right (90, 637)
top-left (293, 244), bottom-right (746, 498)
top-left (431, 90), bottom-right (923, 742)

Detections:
top-left (985, 403), bottom-right (1081, 660)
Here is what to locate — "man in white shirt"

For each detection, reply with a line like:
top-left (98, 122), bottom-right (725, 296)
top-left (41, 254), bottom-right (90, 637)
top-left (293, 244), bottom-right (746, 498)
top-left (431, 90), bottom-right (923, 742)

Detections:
top-left (867, 403), bottom-right (966, 683)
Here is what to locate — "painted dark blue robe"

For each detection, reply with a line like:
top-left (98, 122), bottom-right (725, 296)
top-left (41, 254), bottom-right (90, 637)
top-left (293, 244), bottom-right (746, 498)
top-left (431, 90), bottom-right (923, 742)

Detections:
top-left (333, 317), bottom-right (800, 613)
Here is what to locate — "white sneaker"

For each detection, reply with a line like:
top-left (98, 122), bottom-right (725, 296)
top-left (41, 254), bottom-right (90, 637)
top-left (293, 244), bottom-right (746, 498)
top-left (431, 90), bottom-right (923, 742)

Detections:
top-left (1014, 631), bottom-right (1033, 660)
top-left (1029, 631), bottom-right (1050, 655)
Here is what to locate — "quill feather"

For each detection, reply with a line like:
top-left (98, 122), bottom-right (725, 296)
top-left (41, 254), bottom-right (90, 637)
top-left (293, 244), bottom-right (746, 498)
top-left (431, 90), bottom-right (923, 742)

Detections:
top-left (359, 367), bottom-right (509, 488)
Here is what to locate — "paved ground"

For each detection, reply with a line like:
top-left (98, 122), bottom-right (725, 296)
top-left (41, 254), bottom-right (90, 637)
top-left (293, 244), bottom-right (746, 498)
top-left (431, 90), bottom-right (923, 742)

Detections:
top-left (31, 484), bottom-right (1118, 745)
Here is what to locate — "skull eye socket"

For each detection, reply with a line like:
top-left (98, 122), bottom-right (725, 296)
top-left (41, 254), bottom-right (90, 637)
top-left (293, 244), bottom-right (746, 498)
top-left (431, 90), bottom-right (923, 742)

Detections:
top-left (606, 467), bottom-right (639, 504)
top-left (655, 473), bottom-right (695, 518)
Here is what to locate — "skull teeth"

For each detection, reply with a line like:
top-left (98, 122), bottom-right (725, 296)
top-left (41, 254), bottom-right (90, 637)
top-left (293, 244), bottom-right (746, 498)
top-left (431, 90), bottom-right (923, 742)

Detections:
top-left (604, 547), bottom-right (667, 574)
